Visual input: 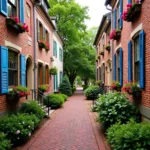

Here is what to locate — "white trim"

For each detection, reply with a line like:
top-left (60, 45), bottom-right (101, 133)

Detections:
top-left (45, 62), bottom-right (49, 66)
top-left (5, 40), bottom-right (22, 52)
top-left (115, 43), bottom-right (121, 51)
top-left (130, 23), bottom-right (143, 39)
top-left (37, 59), bottom-right (44, 64)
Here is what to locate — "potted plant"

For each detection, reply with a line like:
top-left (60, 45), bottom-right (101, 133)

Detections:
top-left (98, 55), bottom-right (101, 59)
top-left (6, 16), bottom-right (29, 33)
top-left (50, 66), bottom-right (58, 75)
top-left (38, 84), bottom-right (49, 93)
top-left (123, 81), bottom-right (142, 97)
top-left (109, 29), bottom-right (121, 40)
top-left (100, 50), bottom-right (104, 55)
top-left (121, 1), bottom-right (142, 22)
top-left (6, 86), bottom-right (30, 103)
top-left (96, 80), bottom-right (103, 87)
top-left (105, 44), bottom-right (110, 51)
top-left (38, 41), bottom-right (50, 51)
top-left (110, 81), bottom-right (121, 91)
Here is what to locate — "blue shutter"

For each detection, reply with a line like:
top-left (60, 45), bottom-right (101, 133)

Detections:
top-left (120, 0), bottom-right (123, 30)
top-left (128, 0), bottom-right (132, 4)
top-left (113, 54), bottom-right (116, 81)
top-left (120, 48), bottom-right (123, 86)
top-left (20, 0), bottom-right (24, 23)
top-left (139, 30), bottom-right (145, 89)
top-left (128, 41), bottom-right (132, 82)
top-left (0, 46), bottom-right (8, 94)
top-left (20, 54), bottom-right (26, 86)
top-left (0, 0), bottom-right (7, 16)
top-left (114, 8), bottom-right (117, 29)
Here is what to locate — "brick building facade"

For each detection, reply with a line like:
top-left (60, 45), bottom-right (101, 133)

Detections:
top-left (102, 0), bottom-right (150, 121)
top-left (0, 0), bottom-right (63, 113)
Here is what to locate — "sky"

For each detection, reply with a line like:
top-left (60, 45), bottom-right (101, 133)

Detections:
top-left (75, 0), bottom-right (109, 29)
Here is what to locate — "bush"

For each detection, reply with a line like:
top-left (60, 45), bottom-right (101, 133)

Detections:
top-left (58, 94), bottom-right (68, 101)
top-left (20, 100), bottom-right (45, 120)
top-left (82, 85), bottom-right (89, 90)
top-left (44, 94), bottom-right (64, 109)
top-left (96, 92), bottom-right (139, 128)
top-left (72, 86), bottom-right (76, 93)
top-left (38, 84), bottom-right (49, 92)
top-left (49, 67), bottom-right (58, 75)
top-left (84, 86), bottom-right (103, 100)
top-left (0, 114), bottom-right (40, 146)
top-left (0, 132), bottom-right (11, 150)
top-left (59, 76), bottom-right (72, 96)
top-left (107, 120), bottom-right (150, 149)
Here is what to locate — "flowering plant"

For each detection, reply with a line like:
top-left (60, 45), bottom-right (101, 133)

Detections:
top-left (38, 84), bottom-right (49, 93)
top-left (39, 41), bottom-right (50, 51)
top-left (122, 81), bottom-right (141, 93)
top-left (9, 15), bottom-right (29, 32)
top-left (121, 1), bottom-right (142, 21)
top-left (109, 29), bottom-right (121, 40)
top-left (110, 81), bottom-right (121, 90)
top-left (9, 86), bottom-right (30, 97)
top-left (100, 50), bottom-right (104, 55)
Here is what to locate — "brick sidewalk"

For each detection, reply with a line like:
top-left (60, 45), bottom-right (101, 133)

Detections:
top-left (20, 91), bottom-right (110, 150)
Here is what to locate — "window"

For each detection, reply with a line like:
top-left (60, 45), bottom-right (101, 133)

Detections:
top-left (102, 36), bottom-right (105, 51)
top-left (40, 23), bottom-right (43, 41)
top-left (45, 66), bottom-right (49, 84)
top-left (38, 63), bottom-right (43, 86)
top-left (101, 64), bottom-right (105, 83)
top-left (117, 50), bottom-right (120, 81)
top-left (8, 50), bottom-right (18, 86)
top-left (117, 3), bottom-right (120, 29)
top-left (134, 36), bottom-right (140, 83)
top-left (59, 48), bottom-right (63, 61)
top-left (53, 40), bottom-right (57, 57)
top-left (46, 30), bottom-right (49, 43)
top-left (7, 0), bottom-right (17, 17)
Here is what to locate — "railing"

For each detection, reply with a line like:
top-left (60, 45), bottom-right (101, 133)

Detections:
top-left (30, 89), bottom-right (51, 117)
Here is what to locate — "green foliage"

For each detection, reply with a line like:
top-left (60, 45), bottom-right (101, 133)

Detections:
top-left (107, 120), bottom-right (150, 150)
top-left (82, 85), bottom-right (89, 90)
top-left (20, 100), bottom-right (45, 120)
top-left (58, 94), bottom-right (68, 101)
top-left (49, 67), bottom-right (58, 75)
top-left (95, 92), bottom-right (139, 128)
top-left (38, 84), bottom-right (49, 92)
top-left (0, 132), bottom-right (11, 150)
top-left (59, 76), bottom-right (72, 96)
top-left (0, 114), bottom-right (40, 146)
top-left (72, 85), bottom-right (76, 93)
top-left (44, 94), bottom-right (64, 109)
top-left (84, 86), bottom-right (103, 100)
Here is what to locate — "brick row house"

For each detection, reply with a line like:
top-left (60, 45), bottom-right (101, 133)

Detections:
top-left (94, 13), bottom-right (112, 87)
top-left (0, 0), bottom-right (63, 114)
top-left (95, 0), bottom-right (150, 121)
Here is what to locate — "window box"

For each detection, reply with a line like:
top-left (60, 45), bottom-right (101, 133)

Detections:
top-left (100, 51), bottom-right (104, 55)
top-left (98, 55), bottom-right (100, 59)
top-left (6, 17), bottom-right (29, 33)
top-left (121, 3), bottom-right (142, 22)
top-left (109, 30), bottom-right (121, 40)
top-left (49, 67), bottom-right (58, 75)
top-left (38, 41), bottom-right (50, 51)
top-left (110, 81), bottom-right (121, 91)
top-left (6, 93), bottom-right (20, 104)
top-left (105, 45), bottom-right (110, 51)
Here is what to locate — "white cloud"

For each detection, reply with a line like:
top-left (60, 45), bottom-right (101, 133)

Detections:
top-left (75, 0), bottom-right (109, 29)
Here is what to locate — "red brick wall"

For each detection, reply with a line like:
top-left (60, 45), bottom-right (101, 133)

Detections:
top-left (112, 0), bottom-right (150, 108)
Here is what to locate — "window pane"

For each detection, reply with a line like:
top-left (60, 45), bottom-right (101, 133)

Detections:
top-left (134, 36), bottom-right (140, 62)
top-left (135, 62), bottom-right (139, 83)
top-left (9, 0), bottom-right (16, 5)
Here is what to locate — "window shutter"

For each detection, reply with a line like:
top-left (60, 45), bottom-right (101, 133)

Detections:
top-left (0, 46), bottom-right (8, 94)
top-left (37, 19), bottom-right (40, 41)
top-left (113, 54), bottom-right (116, 81)
top-left (0, 0), bottom-right (8, 16)
top-left (56, 42), bottom-right (57, 57)
top-left (53, 40), bottom-right (55, 56)
top-left (20, 0), bottom-right (24, 23)
top-left (120, 48), bottom-right (123, 86)
top-left (120, 0), bottom-right (123, 30)
top-left (128, 0), bottom-right (132, 4)
top-left (139, 30), bottom-right (145, 89)
top-left (128, 41), bottom-right (132, 82)
top-left (114, 8), bottom-right (117, 29)
top-left (20, 54), bottom-right (26, 86)
top-left (43, 27), bottom-right (46, 41)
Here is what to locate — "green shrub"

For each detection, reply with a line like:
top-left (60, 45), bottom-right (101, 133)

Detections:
top-left (72, 86), bottom-right (76, 93)
top-left (0, 132), bottom-right (11, 150)
top-left (59, 76), bottom-right (72, 96)
top-left (38, 84), bottom-right (49, 92)
top-left (20, 100), bottom-right (45, 120)
top-left (0, 114), bottom-right (40, 146)
top-left (58, 94), bottom-right (68, 101)
top-left (96, 92), bottom-right (139, 128)
top-left (49, 67), bottom-right (58, 75)
top-left (82, 85), bottom-right (89, 90)
top-left (84, 86), bottom-right (103, 100)
top-left (44, 94), bottom-right (64, 109)
top-left (107, 120), bottom-right (150, 149)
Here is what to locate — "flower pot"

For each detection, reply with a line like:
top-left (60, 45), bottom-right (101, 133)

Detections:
top-left (105, 45), bottom-right (110, 51)
top-left (100, 52), bottom-right (104, 56)
top-left (114, 31), bottom-right (121, 40)
top-left (133, 90), bottom-right (142, 97)
top-left (127, 4), bottom-right (141, 22)
top-left (6, 93), bottom-right (20, 104)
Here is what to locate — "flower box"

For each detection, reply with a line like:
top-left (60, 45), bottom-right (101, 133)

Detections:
top-left (110, 81), bottom-right (121, 91)
top-left (38, 41), bottom-right (50, 51)
top-left (98, 55), bottom-right (100, 59)
top-left (109, 30), bottom-right (121, 40)
top-left (128, 90), bottom-right (142, 97)
top-left (100, 51), bottom-right (104, 55)
top-left (105, 45), bottom-right (110, 51)
top-left (6, 93), bottom-right (20, 104)
top-left (50, 67), bottom-right (58, 75)
top-left (6, 17), bottom-right (29, 33)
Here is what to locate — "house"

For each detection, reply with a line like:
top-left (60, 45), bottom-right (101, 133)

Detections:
top-left (94, 13), bottom-right (112, 87)
top-left (0, 0), bottom-right (63, 114)
top-left (104, 0), bottom-right (150, 121)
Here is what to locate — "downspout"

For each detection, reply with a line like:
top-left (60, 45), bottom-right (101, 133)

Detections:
top-left (105, 5), bottom-right (114, 82)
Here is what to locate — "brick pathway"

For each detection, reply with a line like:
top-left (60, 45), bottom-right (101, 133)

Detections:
top-left (20, 90), bottom-right (110, 150)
